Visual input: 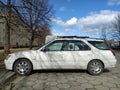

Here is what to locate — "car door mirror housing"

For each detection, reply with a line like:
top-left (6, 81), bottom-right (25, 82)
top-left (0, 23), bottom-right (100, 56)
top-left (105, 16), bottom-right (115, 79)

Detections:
top-left (42, 47), bottom-right (49, 52)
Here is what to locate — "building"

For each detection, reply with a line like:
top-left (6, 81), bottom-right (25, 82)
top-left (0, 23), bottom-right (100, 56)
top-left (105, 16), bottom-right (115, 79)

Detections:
top-left (0, 17), bottom-right (51, 49)
top-left (0, 19), bottom-right (30, 48)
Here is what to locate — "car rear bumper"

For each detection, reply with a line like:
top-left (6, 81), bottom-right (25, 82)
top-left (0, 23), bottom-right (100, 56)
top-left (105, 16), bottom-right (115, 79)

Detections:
top-left (104, 60), bottom-right (117, 69)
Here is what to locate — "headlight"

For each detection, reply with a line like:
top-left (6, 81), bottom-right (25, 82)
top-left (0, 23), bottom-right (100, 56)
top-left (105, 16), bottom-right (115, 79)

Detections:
top-left (6, 54), bottom-right (12, 60)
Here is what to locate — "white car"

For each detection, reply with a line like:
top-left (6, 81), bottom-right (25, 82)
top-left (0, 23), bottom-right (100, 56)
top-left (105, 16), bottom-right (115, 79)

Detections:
top-left (4, 36), bottom-right (117, 75)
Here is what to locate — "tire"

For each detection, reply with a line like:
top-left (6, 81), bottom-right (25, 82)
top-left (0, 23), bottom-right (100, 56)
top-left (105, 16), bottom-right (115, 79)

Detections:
top-left (14, 59), bottom-right (32, 75)
top-left (87, 60), bottom-right (104, 75)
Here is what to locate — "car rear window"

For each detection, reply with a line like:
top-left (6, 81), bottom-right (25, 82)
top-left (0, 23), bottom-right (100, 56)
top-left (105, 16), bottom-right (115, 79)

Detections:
top-left (88, 41), bottom-right (109, 50)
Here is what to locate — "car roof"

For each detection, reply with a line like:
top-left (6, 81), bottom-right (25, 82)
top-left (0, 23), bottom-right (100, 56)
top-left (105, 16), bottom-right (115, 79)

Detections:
top-left (45, 35), bottom-right (104, 43)
top-left (55, 38), bottom-right (104, 41)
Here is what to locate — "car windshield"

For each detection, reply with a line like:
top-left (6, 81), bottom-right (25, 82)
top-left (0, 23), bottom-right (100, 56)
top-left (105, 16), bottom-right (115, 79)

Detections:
top-left (88, 41), bottom-right (109, 50)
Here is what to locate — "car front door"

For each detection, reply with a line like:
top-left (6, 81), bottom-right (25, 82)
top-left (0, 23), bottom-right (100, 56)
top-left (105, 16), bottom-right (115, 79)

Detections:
top-left (37, 40), bottom-right (75, 69)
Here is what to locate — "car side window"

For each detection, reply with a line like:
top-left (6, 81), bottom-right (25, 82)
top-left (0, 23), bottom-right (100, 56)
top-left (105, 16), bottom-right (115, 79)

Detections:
top-left (68, 43), bottom-right (74, 51)
top-left (77, 41), bottom-right (91, 50)
top-left (46, 41), bottom-right (64, 51)
top-left (68, 41), bottom-right (91, 51)
top-left (45, 40), bottom-right (90, 51)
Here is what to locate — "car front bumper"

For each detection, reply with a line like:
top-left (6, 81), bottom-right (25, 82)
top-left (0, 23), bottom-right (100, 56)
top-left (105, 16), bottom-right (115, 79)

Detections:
top-left (4, 59), bottom-right (13, 70)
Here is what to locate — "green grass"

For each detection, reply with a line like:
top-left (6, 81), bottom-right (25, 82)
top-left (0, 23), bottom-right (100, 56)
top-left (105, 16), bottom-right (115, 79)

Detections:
top-left (0, 48), bottom-right (29, 67)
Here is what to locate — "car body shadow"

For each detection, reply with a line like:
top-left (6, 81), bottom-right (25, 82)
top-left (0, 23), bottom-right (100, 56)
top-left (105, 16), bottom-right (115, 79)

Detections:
top-left (31, 69), bottom-right (110, 75)
top-left (32, 69), bottom-right (87, 74)
top-left (103, 69), bottom-right (110, 73)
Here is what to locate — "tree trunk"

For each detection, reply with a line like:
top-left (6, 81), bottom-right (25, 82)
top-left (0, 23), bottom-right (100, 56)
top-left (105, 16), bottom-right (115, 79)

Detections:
top-left (4, 0), bottom-right (11, 56)
top-left (29, 32), bottom-right (34, 49)
top-left (4, 21), bottom-right (10, 56)
top-left (118, 41), bottom-right (120, 50)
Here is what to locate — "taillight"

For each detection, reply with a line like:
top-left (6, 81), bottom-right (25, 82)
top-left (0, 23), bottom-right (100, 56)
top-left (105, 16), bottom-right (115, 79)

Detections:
top-left (110, 48), bottom-right (115, 56)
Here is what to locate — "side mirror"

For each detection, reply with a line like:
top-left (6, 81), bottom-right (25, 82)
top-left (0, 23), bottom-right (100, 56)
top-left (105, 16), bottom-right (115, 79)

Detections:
top-left (42, 47), bottom-right (49, 52)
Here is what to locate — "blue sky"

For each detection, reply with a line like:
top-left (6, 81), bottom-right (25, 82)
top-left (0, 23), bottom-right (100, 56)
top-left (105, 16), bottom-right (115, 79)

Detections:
top-left (49, 0), bottom-right (120, 38)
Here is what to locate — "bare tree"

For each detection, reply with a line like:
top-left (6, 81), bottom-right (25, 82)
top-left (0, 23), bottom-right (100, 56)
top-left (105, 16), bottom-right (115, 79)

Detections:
top-left (111, 14), bottom-right (120, 48)
top-left (35, 23), bottom-right (51, 45)
top-left (13, 0), bottom-right (53, 49)
top-left (101, 26), bottom-right (107, 40)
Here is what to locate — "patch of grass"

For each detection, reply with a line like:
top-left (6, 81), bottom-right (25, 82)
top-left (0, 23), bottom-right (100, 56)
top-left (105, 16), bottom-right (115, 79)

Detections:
top-left (10, 48), bottom-right (29, 53)
top-left (0, 48), bottom-right (29, 67)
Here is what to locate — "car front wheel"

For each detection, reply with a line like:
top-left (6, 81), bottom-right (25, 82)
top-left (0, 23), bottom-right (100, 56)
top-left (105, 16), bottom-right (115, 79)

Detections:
top-left (87, 60), bottom-right (104, 75)
top-left (14, 59), bottom-right (32, 75)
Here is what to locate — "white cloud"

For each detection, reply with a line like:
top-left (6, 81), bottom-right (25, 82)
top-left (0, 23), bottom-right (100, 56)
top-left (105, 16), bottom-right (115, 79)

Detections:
top-left (51, 28), bottom-right (76, 36)
top-left (66, 17), bottom-right (77, 26)
top-left (65, 28), bottom-right (75, 33)
top-left (59, 6), bottom-right (66, 11)
top-left (78, 10), bottom-right (120, 35)
top-left (108, 0), bottom-right (120, 6)
top-left (52, 29), bottom-right (65, 36)
top-left (51, 17), bottom-right (77, 27)
top-left (51, 18), bottom-right (65, 26)
top-left (65, 28), bottom-right (78, 35)
top-left (51, 10), bottom-right (120, 37)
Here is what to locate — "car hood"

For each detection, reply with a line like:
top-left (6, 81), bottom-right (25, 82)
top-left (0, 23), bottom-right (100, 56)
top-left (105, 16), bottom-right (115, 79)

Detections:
top-left (10, 50), bottom-right (37, 60)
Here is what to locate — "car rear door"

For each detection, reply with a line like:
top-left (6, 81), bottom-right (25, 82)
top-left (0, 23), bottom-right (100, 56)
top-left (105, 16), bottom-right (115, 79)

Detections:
top-left (67, 40), bottom-right (92, 69)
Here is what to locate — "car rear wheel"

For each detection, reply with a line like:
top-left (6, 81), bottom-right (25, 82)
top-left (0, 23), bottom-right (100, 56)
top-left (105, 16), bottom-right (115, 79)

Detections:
top-left (14, 59), bottom-right (32, 75)
top-left (87, 60), bottom-right (104, 75)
